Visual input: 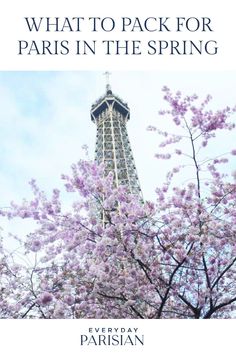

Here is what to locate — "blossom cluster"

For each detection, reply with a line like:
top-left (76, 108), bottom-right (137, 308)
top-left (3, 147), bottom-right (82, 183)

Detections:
top-left (0, 88), bottom-right (236, 319)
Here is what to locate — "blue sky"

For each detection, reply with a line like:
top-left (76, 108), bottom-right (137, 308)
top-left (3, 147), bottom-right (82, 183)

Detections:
top-left (0, 71), bottom-right (236, 221)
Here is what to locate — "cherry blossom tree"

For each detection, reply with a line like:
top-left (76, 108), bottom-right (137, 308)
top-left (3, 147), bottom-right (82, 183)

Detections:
top-left (1, 87), bottom-right (236, 319)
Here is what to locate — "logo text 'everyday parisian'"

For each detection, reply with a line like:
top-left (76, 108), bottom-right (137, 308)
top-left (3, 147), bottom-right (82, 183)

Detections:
top-left (80, 327), bottom-right (144, 346)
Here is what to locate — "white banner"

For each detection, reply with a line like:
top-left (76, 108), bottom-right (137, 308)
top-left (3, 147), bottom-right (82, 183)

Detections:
top-left (0, 0), bottom-right (235, 70)
top-left (0, 319), bottom-right (235, 354)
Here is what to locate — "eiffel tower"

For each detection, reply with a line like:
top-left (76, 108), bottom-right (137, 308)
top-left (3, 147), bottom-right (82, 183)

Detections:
top-left (91, 73), bottom-right (142, 197)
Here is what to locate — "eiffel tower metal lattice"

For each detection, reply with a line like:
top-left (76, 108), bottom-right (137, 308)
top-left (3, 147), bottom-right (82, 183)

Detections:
top-left (91, 74), bottom-right (142, 197)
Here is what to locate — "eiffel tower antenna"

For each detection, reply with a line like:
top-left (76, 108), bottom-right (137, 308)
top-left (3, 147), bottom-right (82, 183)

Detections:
top-left (103, 71), bottom-right (111, 93)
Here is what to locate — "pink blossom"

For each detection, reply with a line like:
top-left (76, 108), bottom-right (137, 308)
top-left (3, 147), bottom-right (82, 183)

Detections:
top-left (175, 149), bottom-right (182, 155)
top-left (30, 240), bottom-right (42, 252)
top-left (39, 292), bottom-right (53, 305)
top-left (0, 87), bottom-right (236, 319)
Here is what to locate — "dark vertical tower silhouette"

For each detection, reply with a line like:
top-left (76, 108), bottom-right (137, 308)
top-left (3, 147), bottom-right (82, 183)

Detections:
top-left (91, 73), bottom-right (142, 197)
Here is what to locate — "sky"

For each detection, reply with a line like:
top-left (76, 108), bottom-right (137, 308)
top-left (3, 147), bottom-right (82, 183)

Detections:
top-left (0, 70), bottom-right (236, 237)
